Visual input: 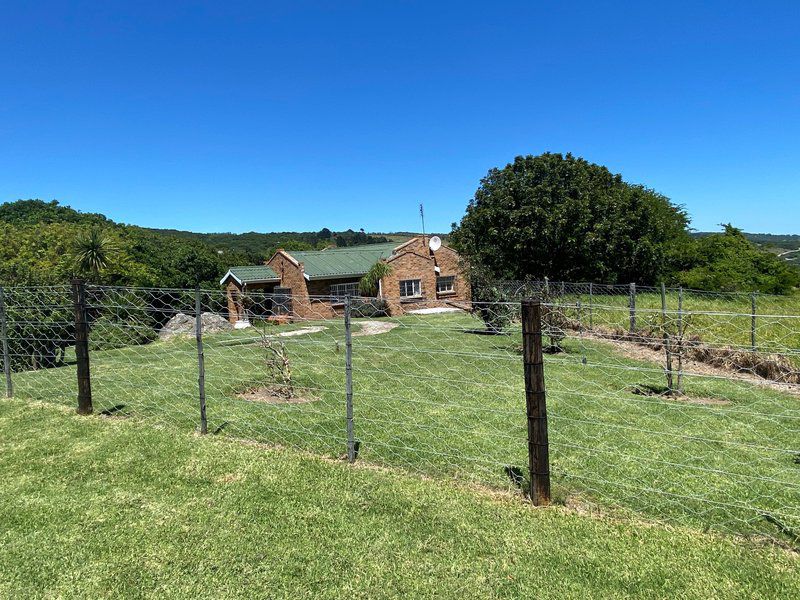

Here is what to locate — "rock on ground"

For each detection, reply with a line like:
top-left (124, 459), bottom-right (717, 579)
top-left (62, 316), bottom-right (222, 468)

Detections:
top-left (159, 312), bottom-right (233, 340)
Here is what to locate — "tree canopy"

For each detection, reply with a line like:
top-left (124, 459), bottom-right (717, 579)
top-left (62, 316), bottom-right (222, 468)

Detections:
top-left (0, 199), bottom-right (394, 289)
top-left (677, 225), bottom-right (799, 294)
top-left (450, 153), bottom-right (691, 285)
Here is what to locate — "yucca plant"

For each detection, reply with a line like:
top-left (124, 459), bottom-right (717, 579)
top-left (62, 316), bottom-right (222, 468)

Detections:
top-left (72, 228), bottom-right (118, 275)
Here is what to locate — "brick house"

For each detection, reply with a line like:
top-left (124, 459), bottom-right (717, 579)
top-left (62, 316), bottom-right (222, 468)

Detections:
top-left (220, 237), bottom-right (469, 322)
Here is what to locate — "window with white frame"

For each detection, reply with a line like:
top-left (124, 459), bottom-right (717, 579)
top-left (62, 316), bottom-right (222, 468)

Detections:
top-left (329, 281), bottom-right (361, 301)
top-left (436, 275), bottom-right (455, 294)
top-left (399, 279), bottom-right (422, 298)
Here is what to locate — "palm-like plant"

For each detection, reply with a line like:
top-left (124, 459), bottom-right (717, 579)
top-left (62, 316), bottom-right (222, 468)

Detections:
top-left (73, 228), bottom-right (118, 275)
top-left (359, 261), bottom-right (393, 296)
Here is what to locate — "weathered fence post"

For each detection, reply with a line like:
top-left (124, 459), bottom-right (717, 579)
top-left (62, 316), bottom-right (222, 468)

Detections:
top-left (629, 282), bottom-right (637, 333)
top-left (522, 299), bottom-right (551, 506)
top-left (195, 287), bottom-right (208, 435)
top-left (344, 296), bottom-right (355, 463)
top-left (750, 293), bottom-right (757, 351)
top-left (588, 282), bottom-right (593, 330)
top-left (71, 279), bottom-right (93, 415)
top-left (0, 286), bottom-right (12, 398)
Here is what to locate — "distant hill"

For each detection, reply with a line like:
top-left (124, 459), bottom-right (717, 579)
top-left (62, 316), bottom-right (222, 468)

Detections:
top-left (0, 199), bottom-right (109, 226)
top-left (0, 199), bottom-right (391, 264)
top-left (146, 228), bottom-right (391, 261)
top-left (693, 231), bottom-right (800, 267)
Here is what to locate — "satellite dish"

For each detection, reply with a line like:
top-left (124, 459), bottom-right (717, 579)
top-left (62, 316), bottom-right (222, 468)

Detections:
top-left (428, 235), bottom-right (442, 252)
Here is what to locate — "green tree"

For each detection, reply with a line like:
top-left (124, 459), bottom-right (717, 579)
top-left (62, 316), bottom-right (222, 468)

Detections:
top-left (677, 225), bottom-right (799, 294)
top-left (450, 153), bottom-right (690, 285)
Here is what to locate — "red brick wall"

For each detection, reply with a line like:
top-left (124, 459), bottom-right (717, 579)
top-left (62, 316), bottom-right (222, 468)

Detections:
top-left (382, 251), bottom-right (437, 314)
top-left (378, 239), bottom-right (470, 314)
top-left (226, 281), bottom-right (242, 323)
top-left (225, 241), bottom-right (469, 322)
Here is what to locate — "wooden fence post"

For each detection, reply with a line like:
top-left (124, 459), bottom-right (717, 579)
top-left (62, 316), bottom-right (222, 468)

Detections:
top-left (195, 287), bottom-right (208, 435)
top-left (344, 296), bottom-right (355, 463)
top-left (629, 283), bottom-right (637, 333)
top-left (71, 279), bottom-right (93, 415)
top-left (522, 299), bottom-right (551, 506)
top-left (0, 286), bottom-right (12, 398)
top-left (750, 293), bottom-right (757, 351)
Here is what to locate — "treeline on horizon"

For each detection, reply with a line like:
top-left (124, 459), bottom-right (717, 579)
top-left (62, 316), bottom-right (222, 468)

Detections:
top-left (1, 182), bottom-right (798, 295)
top-left (0, 199), bottom-right (389, 289)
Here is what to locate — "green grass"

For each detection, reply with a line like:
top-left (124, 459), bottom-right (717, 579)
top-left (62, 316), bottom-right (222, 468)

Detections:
top-left (0, 398), bottom-right (798, 599)
top-left (9, 311), bottom-right (800, 542)
top-left (560, 289), bottom-right (800, 355)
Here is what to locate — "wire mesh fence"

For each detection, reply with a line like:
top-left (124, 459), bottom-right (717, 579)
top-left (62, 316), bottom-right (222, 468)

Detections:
top-left (0, 281), bottom-right (798, 546)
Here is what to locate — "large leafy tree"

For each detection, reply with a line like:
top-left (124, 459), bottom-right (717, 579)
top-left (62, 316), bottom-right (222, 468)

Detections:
top-left (450, 153), bottom-right (690, 284)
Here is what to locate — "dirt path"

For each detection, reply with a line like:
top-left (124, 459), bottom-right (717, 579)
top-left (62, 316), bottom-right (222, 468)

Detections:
top-left (271, 326), bottom-right (327, 338)
top-left (583, 333), bottom-right (800, 397)
top-left (353, 320), bottom-right (399, 337)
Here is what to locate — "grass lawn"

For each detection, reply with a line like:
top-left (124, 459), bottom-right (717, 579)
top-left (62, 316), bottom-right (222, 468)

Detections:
top-left (0, 398), bottom-right (798, 599)
top-left (8, 311), bottom-right (800, 542)
top-left (555, 289), bottom-right (800, 356)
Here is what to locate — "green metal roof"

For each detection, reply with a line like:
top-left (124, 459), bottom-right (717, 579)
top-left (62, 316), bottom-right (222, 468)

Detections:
top-left (289, 242), bottom-right (398, 279)
top-left (221, 265), bottom-right (280, 285)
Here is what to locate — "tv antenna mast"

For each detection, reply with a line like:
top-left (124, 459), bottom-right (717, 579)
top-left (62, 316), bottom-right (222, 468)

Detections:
top-left (419, 203), bottom-right (426, 242)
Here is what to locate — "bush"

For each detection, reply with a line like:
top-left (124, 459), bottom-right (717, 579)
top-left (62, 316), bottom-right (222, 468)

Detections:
top-left (88, 316), bottom-right (157, 350)
top-left (470, 279), bottom-right (518, 333)
top-left (87, 289), bottom-right (157, 350)
top-left (676, 225), bottom-right (800, 294)
top-left (352, 298), bottom-right (389, 318)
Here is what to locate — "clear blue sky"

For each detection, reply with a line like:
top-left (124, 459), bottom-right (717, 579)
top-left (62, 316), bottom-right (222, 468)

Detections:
top-left (1, 1), bottom-right (798, 234)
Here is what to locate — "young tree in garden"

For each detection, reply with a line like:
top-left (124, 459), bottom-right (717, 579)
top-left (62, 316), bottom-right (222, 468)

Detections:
top-left (450, 153), bottom-right (691, 285)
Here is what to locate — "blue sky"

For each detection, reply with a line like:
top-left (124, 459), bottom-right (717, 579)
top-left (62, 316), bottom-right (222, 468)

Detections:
top-left (1, 1), bottom-right (798, 234)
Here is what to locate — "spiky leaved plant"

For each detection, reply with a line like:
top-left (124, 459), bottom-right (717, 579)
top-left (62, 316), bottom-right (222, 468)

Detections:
top-left (72, 227), bottom-right (118, 275)
top-left (359, 261), bottom-right (393, 297)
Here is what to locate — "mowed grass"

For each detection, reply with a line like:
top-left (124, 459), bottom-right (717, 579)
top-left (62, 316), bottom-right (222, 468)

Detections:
top-left (0, 398), bottom-right (798, 599)
top-left (561, 289), bottom-right (800, 356)
top-left (9, 311), bottom-right (800, 541)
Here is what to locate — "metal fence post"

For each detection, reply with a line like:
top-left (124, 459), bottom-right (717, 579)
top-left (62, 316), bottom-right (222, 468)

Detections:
top-left (661, 283), bottom-right (674, 392)
top-left (750, 293), bottom-right (757, 351)
top-left (588, 282), bottom-right (593, 330)
top-left (629, 282), bottom-right (637, 333)
top-left (195, 287), bottom-right (208, 435)
top-left (0, 286), bottom-right (12, 398)
top-left (522, 299), bottom-right (551, 506)
top-left (71, 279), bottom-right (93, 415)
top-left (344, 296), bottom-right (355, 463)
top-left (677, 286), bottom-right (684, 393)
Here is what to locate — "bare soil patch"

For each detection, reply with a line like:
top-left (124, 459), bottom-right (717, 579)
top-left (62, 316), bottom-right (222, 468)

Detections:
top-left (585, 333), bottom-right (800, 397)
top-left (353, 320), bottom-right (399, 337)
top-left (272, 326), bottom-right (327, 338)
top-left (630, 384), bottom-right (731, 406)
top-left (236, 387), bottom-right (317, 404)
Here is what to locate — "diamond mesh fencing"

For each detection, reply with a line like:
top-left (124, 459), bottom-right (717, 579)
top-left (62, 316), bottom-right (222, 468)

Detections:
top-left (0, 281), bottom-right (798, 546)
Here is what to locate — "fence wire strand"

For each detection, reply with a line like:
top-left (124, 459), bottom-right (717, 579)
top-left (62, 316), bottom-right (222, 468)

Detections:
top-left (0, 281), bottom-right (798, 546)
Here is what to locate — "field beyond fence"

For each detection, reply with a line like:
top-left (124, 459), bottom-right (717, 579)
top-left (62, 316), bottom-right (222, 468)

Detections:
top-left (0, 281), bottom-right (798, 547)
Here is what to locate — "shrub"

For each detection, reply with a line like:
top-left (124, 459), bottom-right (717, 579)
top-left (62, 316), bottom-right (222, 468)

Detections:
top-left (352, 298), bottom-right (389, 318)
